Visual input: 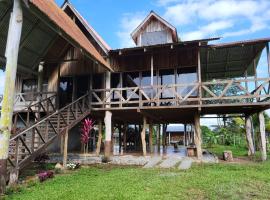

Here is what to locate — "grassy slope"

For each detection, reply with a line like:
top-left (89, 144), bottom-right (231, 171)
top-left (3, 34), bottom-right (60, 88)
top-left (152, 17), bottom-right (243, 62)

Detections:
top-left (6, 162), bottom-right (270, 200)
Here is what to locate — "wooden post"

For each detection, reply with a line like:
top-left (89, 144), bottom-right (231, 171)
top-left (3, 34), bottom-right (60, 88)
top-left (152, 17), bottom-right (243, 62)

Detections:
top-left (157, 124), bottom-right (161, 153)
top-left (123, 124), bottom-right (127, 153)
top-left (118, 124), bottom-right (122, 154)
top-left (245, 115), bottom-right (255, 156)
top-left (149, 123), bottom-right (153, 153)
top-left (96, 120), bottom-right (102, 156)
top-left (141, 117), bottom-right (147, 156)
top-left (104, 71), bottom-right (112, 159)
top-left (63, 129), bottom-right (69, 168)
top-left (197, 43), bottom-right (202, 109)
top-left (0, 0), bottom-right (23, 193)
top-left (266, 42), bottom-right (270, 76)
top-left (184, 124), bottom-right (187, 146)
top-left (162, 124), bottom-right (167, 151)
top-left (194, 113), bottom-right (202, 159)
top-left (259, 112), bottom-right (267, 161)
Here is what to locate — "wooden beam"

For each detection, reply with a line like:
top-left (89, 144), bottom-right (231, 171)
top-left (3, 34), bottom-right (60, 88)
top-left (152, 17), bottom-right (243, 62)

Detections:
top-left (149, 123), bottom-right (153, 153)
top-left (266, 42), bottom-right (270, 76)
top-left (0, 0), bottom-right (23, 194)
top-left (63, 129), bottom-right (69, 168)
top-left (259, 112), bottom-right (267, 161)
top-left (104, 71), bottom-right (112, 159)
top-left (194, 113), bottom-right (202, 159)
top-left (141, 117), bottom-right (147, 156)
top-left (245, 115), bottom-right (255, 156)
top-left (96, 120), bottom-right (102, 156)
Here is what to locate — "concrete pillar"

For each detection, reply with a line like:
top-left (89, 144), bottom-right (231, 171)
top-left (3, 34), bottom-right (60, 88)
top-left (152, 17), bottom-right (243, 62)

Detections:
top-left (194, 113), bottom-right (202, 159)
top-left (245, 115), bottom-right (255, 156)
top-left (259, 112), bottom-right (267, 161)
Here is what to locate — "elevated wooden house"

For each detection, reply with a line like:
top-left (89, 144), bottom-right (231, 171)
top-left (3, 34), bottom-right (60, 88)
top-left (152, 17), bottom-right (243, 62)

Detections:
top-left (0, 0), bottom-right (269, 188)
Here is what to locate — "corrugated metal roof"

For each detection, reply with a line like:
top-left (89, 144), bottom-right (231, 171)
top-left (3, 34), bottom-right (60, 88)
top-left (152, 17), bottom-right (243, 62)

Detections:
top-left (29, 0), bottom-right (111, 71)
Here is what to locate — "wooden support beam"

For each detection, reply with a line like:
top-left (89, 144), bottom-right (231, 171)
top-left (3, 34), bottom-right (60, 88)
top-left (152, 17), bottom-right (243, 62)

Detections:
top-left (259, 112), bottom-right (267, 161)
top-left (267, 42), bottom-right (270, 77)
top-left (63, 129), bottom-right (69, 168)
top-left (0, 0), bottom-right (23, 193)
top-left (162, 124), bottom-right (167, 150)
top-left (141, 117), bottom-right (147, 156)
top-left (245, 115), bottom-right (255, 156)
top-left (123, 124), bottom-right (127, 153)
top-left (149, 123), bottom-right (153, 153)
top-left (198, 43), bottom-right (202, 110)
top-left (194, 113), bottom-right (202, 159)
top-left (157, 124), bottom-right (160, 153)
top-left (104, 71), bottom-right (112, 159)
top-left (96, 120), bottom-right (102, 156)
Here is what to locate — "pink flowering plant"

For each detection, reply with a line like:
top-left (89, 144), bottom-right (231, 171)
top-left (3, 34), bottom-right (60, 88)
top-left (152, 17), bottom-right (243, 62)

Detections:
top-left (80, 118), bottom-right (94, 154)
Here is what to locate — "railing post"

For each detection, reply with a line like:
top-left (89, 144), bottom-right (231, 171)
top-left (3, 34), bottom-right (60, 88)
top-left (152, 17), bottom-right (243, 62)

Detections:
top-left (198, 42), bottom-right (202, 109)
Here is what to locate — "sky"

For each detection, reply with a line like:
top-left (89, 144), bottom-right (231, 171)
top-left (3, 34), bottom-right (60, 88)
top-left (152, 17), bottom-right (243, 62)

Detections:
top-left (1, 0), bottom-right (270, 126)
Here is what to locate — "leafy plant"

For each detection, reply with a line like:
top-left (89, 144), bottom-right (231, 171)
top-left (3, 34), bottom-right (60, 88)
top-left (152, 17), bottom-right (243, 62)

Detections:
top-left (80, 118), bottom-right (94, 154)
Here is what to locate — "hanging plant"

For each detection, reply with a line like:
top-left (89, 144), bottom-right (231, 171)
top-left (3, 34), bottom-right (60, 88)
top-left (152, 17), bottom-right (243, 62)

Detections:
top-left (80, 118), bottom-right (94, 155)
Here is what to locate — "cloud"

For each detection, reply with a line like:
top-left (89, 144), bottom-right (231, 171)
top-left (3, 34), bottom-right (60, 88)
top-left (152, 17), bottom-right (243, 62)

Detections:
top-left (182, 20), bottom-right (233, 41)
top-left (116, 12), bottom-right (146, 48)
top-left (162, 0), bottom-right (270, 40)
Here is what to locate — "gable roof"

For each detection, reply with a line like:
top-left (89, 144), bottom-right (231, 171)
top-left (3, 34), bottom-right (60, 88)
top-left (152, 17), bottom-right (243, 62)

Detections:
top-left (131, 11), bottom-right (178, 44)
top-left (61, 1), bottom-right (111, 55)
top-left (29, 0), bottom-right (112, 71)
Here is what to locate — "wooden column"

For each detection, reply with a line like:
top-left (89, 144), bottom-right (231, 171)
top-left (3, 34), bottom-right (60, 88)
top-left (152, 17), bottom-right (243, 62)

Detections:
top-left (157, 124), bottom-right (160, 153)
top-left (245, 115), bottom-right (255, 156)
top-left (63, 129), bottom-right (69, 168)
top-left (0, 0), bottom-right (23, 193)
top-left (123, 124), bottom-right (127, 153)
top-left (184, 124), bottom-right (187, 146)
top-left (162, 124), bottom-right (167, 151)
top-left (141, 117), bottom-right (147, 156)
top-left (197, 42), bottom-right (202, 109)
top-left (72, 76), bottom-right (77, 102)
top-left (194, 113), bottom-right (202, 159)
top-left (267, 42), bottom-right (270, 76)
top-left (104, 71), bottom-right (112, 159)
top-left (118, 124), bottom-right (122, 154)
top-left (149, 123), bottom-right (153, 153)
top-left (96, 120), bottom-right (102, 156)
top-left (259, 112), bottom-right (267, 161)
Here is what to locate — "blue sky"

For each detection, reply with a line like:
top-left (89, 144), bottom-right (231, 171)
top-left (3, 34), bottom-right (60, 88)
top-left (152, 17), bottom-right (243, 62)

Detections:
top-left (1, 0), bottom-right (270, 125)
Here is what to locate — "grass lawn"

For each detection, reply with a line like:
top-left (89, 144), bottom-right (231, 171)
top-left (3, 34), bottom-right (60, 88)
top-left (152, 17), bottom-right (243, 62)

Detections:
top-left (5, 161), bottom-right (270, 200)
top-left (205, 144), bottom-right (248, 157)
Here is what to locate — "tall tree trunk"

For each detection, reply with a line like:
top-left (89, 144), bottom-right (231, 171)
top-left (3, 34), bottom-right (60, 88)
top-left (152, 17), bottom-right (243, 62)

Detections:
top-left (0, 0), bottom-right (23, 194)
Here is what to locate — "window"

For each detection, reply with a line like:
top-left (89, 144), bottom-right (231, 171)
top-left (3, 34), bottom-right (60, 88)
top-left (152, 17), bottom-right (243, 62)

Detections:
top-left (176, 68), bottom-right (197, 96)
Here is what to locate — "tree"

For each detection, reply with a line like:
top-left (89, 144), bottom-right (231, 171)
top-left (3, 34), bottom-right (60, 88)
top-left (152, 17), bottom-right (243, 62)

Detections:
top-left (201, 126), bottom-right (219, 147)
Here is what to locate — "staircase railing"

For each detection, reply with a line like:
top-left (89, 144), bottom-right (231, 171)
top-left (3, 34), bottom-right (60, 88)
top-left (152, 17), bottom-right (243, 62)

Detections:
top-left (7, 92), bottom-right (91, 173)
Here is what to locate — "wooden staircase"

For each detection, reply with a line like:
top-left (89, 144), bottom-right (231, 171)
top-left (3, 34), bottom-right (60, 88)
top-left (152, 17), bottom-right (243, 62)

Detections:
top-left (7, 93), bottom-right (91, 173)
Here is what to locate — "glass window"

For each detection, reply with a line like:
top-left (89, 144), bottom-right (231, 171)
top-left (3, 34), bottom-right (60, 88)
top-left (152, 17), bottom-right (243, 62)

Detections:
top-left (159, 69), bottom-right (175, 98)
top-left (176, 68), bottom-right (197, 96)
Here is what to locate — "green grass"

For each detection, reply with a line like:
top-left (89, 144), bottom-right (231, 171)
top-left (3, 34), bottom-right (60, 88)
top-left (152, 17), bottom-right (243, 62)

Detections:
top-left (5, 162), bottom-right (270, 200)
top-left (205, 144), bottom-right (248, 157)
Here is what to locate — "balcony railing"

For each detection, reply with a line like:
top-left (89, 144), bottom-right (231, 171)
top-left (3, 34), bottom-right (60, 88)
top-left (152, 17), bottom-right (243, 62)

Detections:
top-left (0, 92), bottom-right (57, 111)
top-left (90, 77), bottom-right (270, 110)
